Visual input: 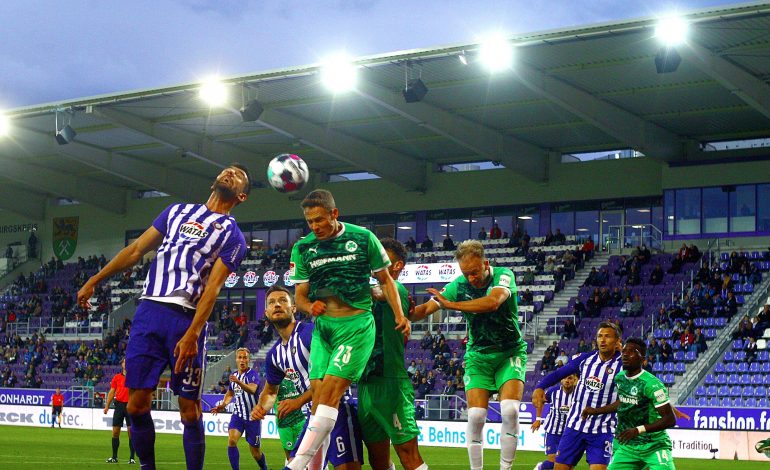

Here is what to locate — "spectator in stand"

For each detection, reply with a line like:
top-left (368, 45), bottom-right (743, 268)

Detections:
top-left (746, 337), bottom-right (758, 363)
top-left (426, 370), bottom-right (436, 390)
top-left (572, 298), bottom-right (586, 320)
top-left (442, 379), bottom-right (457, 396)
top-left (415, 358), bottom-right (426, 375)
top-left (733, 316), bottom-right (754, 340)
top-left (420, 330), bottom-right (433, 349)
top-left (553, 228), bottom-right (566, 245)
top-left (516, 237), bottom-right (530, 256)
top-left (442, 236), bottom-right (456, 251)
top-left (649, 264), bottom-right (664, 285)
top-left (626, 265), bottom-right (641, 286)
top-left (420, 236), bottom-right (434, 252)
top-left (630, 295), bottom-right (644, 317)
top-left (520, 289), bottom-right (534, 306)
top-left (680, 328), bottom-right (695, 350)
top-left (693, 328), bottom-right (707, 354)
top-left (544, 230), bottom-right (554, 246)
top-left (477, 227), bottom-right (487, 240)
top-left (648, 339), bottom-right (662, 363)
top-left (660, 339), bottom-right (673, 363)
top-left (434, 338), bottom-right (451, 358)
top-left (522, 268), bottom-right (535, 286)
top-left (586, 294), bottom-right (602, 318)
top-left (687, 244), bottom-right (701, 262)
top-left (540, 350), bottom-right (555, 373)
top-left (580, 237), bottom-right (595, 260)
top-left (407, 360), bottom-right (417, 377)
top-left (454, 370), bottom-right (465, 393)
top-left (725, 291), bottom-right (739, 318)
top-left (577, 339), bottom-right (590, 353)
top-left (596, 268), bottom-right (609, 286)
top-left (28, 230), bottom-right (38, 258)
top-left (405, 237), bottom-right (417, 253)
top-left (619, 296), bottom-right (634, 318)
top-left (561, 319), bottom-right (578, 339)
top-left (583, 267), bottom-right (600, 287)
top-left (667, 254), bottom-right (684, 274)
top-left (489, 224), bottom-right (502, 240)
top-left (555, 349), bottom-right (569, 365)
top-left (755, 304), bottom-right (770, 337)
top-left (416, 377), bottom-right (432, 399)
top-left (543, 257), bottom-right (556, 273)
top-left (609, 287), bottom-right (623, 307)
top-left (434, 354), bottom-right (448, 374)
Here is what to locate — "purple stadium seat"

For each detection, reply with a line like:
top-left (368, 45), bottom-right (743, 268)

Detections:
top-left (754, 386), bottom-right (766, 397)
top-left (705, 374), bottom-right (716, 384)
top-left (730, 386), bottom-right (742, 397)
top-left (716, 374), bottom-right (728, 385)
top-left (714, 362), bottom-right (725, 373)
top-left (697, 397), bottom-right (708, 406)
top-left (738, 362), bottom-right (749, 374)
top-left (695, 386), bottom-right (706, 397)
top-left (684, 351), bottom-right (697, 362)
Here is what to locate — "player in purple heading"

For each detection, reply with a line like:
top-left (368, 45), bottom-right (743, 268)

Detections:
top-left (532, 322), bottom-right (623, 470)
top-left (210, 347), bottom-right (268, 470)
top-left (77, 164), bottom-right (251, 470)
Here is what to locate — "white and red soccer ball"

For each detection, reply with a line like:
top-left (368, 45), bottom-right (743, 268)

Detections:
top-left (266, 154), bottom-right (309, 193)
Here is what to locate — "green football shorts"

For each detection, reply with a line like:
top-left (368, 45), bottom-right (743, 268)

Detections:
top-left (463, 342), bottom-right (527, 391)
top-left (308, 313), bottom-right (375, 382)
top-left (277, 419), bottom-right (306, 451)
top-left (358, 376), bottom-right (420, 445)
top-left (609, 444), bottom-right (676, 470)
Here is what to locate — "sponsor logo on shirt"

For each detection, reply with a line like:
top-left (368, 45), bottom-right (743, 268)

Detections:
top-left (415, 264), bottom-right (432, 281)
top-left (345, 240), bottom-right (358, 252)
top-left (179, 221), bottom-right (208, 240)
top-left (264, 271), bottom-right (279, 286)
top-left (558, 404), bottom-right (571, 414)
top-left (654, 388), bottom-right (667, 403)
top-left (243, 271), bottom-right (259, 288)
top-left (283, 270), bottom-right (294, 287)
top-left (620, 394), bottom-right (639, 405)
top-left (224, 272), bottom-right (240, 288)
top-left (308, 254), bottom-right (357, 269)
top-left (584, 376), bottom-right (605, 391)
top-left (499, 274), bottom-right (512, 288)
top-left (289, 262), bottom-right (295, 276)
top-left (439, 263), bottom-right (456, 281)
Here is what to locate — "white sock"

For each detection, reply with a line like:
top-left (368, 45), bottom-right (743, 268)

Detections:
top-left (306, 435), bottom-right (330, 470)
top-left (467, 407), bottom-right (487, 470)
top-left (288, 405), bottom-right (338, 470)
top-left (387, 464), bottom-right (396, 470)
top-left (415, 464), bottom-right (429, 470)
top-left (500, 400), bottom-right (520, 470)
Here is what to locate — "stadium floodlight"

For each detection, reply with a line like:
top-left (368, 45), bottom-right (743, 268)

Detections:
top-left (478, 34), bottom-right (513, 73)
top-left (239, 99), bottom-right (264, 122)
top-left (655, 47), bottom-right (682, 73)
top-left (54, 108), bottom-right (77, 145)
top-left (655, 16), bottom-right (689, 47)
top-left (320, 54), bottom-right (357, 93)
top-left (0, 114), bottom-right (9, 137)
top-left (198, 77), bottom-right (229, 107)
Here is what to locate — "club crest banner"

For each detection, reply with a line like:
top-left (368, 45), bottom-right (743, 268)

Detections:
top-left (52, 217), bottom-right (79, 261)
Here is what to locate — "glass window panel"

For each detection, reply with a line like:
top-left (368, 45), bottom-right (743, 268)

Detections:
top-left (675, 188), bottom-right (701, 235)
top-left (288, 228), bottom-right (305, 247)
top-left (652, 206), bottom-right (663, 237)
top-left (625, 207), bottom-right (651, 247)
top-left (395, 221), bottom-right (415, 242)
top-left (448, 217), bottom-right (469, 242)
top-left (758, 184), bottom-right (770, 232)
top-left (702, 187), bottom-right (728, 234)
top-left (517, 210), bottom-right (539, 237)
top-left (493, 208), bottom-right (516, 239)
top-left (550, 211), bottom-right (574, 236)
top-left (249, 230), bottom-right (269, 256)
top-left (426, 219), bottom-right (447, 248)
top-left (269, 228), bottom-right (288, 249)
top-left (730, 185), bottom-right (756, 232)
top-left (470, 216), bottom-right (493, 240)
top-left (664, 191), bottom-right (675, 236)
top-left (575, 211), bottom-right (599, 244)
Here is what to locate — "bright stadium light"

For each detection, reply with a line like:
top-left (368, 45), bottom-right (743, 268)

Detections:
top-left (198, 77), bottom-right (229, 107)
top-left (479, 34), bottom-right (513, 73)
top-left (0, 114), bottom-right (9, 137)
top-left (655, 16), bottom-right (689, 47)
top-left (320, 54), bottom-right (357, 93)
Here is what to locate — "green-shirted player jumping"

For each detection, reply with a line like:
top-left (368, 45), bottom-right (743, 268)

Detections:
top-left (411, 240), bottom-right (526, 470)
top-left (275, 378), bottom-right (307, 457)
top-left (287, 189), bottom-right (410, 470)
top-left (582, 338), bottom-right (677, 470)
top-left (359, 238), bottom-right (428, 470)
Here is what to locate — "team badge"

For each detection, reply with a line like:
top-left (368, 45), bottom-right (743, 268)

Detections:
top-left (345, 240), bottom-right (358, 252)
top-left (213, 222), bottom-right (223, 230)
top-left (291, 347), bottom-right (297, 355)
top-left (606, 368), bottom-right (613, 374)
top-left (630, 386), bottom-right (638, 395)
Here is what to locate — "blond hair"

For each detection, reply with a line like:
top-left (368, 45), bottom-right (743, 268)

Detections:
top-left (235, 347), bottom-right (250, 356)
top-left (455, 240), bottom-right (485, 261)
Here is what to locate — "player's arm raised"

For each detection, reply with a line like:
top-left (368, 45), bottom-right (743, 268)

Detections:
top-left (252, 382), bottom-right (279, 420)
top-left (174, 258), bottom-right (232, 374)
top-left (426, 286), bottom-right (509, 314)
top-left (77, 226), bottom-right (164, 308)
top-left (211, 389), bottom-right (234, 415)
top-left (533, 354), bottom-right (584, 408)
top-left (618, 402), bottom-right (676, 443)
top-left (373, 268), bottom-right (410, 336)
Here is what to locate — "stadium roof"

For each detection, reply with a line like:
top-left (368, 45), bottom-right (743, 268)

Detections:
top-left (2, 1), bottom-right (770, 218)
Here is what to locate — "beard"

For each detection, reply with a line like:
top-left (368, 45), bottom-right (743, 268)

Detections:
top-left (270, 315), bottom-right (292, 329)
top-left (212, 180), bottom-right (239, 200)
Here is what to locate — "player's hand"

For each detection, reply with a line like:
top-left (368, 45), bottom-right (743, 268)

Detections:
top-left (530, 420), bottom-right (541, 432)
top-left (618, 427), bottom-right (639, 443)
top-left (581, 407), bottom-right (598, 420)
top-left (408, 296), bottom-right (416, 316)
top-left (250, 404), bottom-right (267, 421)
top-left (395, 315), bottom-right (411, 339)
top-left (103, 407), bottom-right (108, 415)
top-left (531, 388), bottom-right (546, 409)
top-left (211, 404), bottom-right (223, 415)
top-left (229, 375), bottom-right (241, 385)
top-left (173, 332), bottom-right (199, 374)
top-left (426, 288), bottom-right (451, 309)
top-left (76, 282), bottom-right (95, 309)
top-left (277, 398), bottom-right (302, 419)
top-left (673, 406), bottom-right (690, 421)
top-left (310, 300), bottom-right (327, 317)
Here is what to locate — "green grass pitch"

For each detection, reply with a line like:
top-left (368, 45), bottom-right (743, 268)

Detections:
top-left (0, 425), bottom-right (763, 469)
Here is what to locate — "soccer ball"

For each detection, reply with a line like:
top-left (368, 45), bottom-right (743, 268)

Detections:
top-left (266, 154), bottom-right (309, 193)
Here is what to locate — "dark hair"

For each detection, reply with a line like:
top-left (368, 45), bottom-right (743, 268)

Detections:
top-left (230, 162), bottom-right (251, 195)
top-left (598, 321), bottom-right (622, 338)
top-left (266, 285), bottom-right (293, 304)
top-left (301, 189), bottom-right (336, 212)
top-left (379, 237), bottom-right (406, 263)
top-left (625, 337), bottom-right (647, 356)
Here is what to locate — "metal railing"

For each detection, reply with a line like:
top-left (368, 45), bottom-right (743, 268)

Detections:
top-left (6, 316), bottom-right (107, 338)
top-left (606, 224), bottom-right (663, 254)
top-left (68, 386), bottom-right (93, 408)
top-left (423, 393), bottom-right (468, 420)
top-left (534, 314), bottom-right (576, 343)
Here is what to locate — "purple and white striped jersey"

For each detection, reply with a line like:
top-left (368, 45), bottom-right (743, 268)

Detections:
top-left (537, 351), bottom-right (621, 434)
top-left (542, 384), bottom-right (574, 436)
top-left (229, 368), bottom-right (260, 420)
top-left (265, 320), bottom-right (351, 406)
top-left (142, 203), bottom-right (246, 308)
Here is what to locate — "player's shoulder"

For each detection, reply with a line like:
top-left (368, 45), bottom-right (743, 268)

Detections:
top-left (640, 370), bottom-right (665, 386)
top-left (616, 369), bottom-right (628, 380)
top-left (492, 266), bottom-right (515, 278)
top-left (341, 222), bottom-right (372, 236)
top-left (293, 232), bottom-right (318, 248)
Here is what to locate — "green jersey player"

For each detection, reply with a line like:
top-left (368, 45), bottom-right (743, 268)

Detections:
top-left (412, 240), bottom-right (527, 470)
top-left (286, 189), bottom-right (410, 470)
top-left (582, 338), bottom-right (677, 470)
top-left (359, 238), bottom-right (427, 470)
top-left (274, 378), bottom-right (307, 458)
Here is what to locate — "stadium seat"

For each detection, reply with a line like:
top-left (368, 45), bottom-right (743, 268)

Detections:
top-left (695, 385), bottom-right (706, 397)
top-left (720, 397), bottom-right (731, 407)
top-left (745, 397), bottom-right (758, 407)
top-left (726, 362), bottom-right (738, 373)
top-left (755, 386), bottom-right (766, 397)
top-left (663, 362), bottom-right (675, 373)
top-left (724, 351), bottom-right (734, 362)
top-left (749, 362), bottom-right (761, 374)
top-left (716, 374), bottom-right (727, 385)
top-left (753, 375), bottom-right (764, 385)
top-left (730, 386), bottom-right (742, 397)
top-left (714, 362), bottom-right (726, 373)
top-left (740, 375), bottom-right (752, 385)
top-left (733, 339), bottom-right (744, 350)
top-left (716, 385), bottom-right (728, 397)
top-left (708, 397), bottom-right (720, 407)
top-left (674, 362), bottom-right (686, 374)
top-left (684, 351), bottom-right (697, 362)
top-left (742, 386), bottom-right (754, 397)
top-left (738, 362), bottom-right (749, 374)
top-left (735, 351), bottom-right (747, 362)
top-left (697, 397), bottom-right (708, 406)
top-left (652, 362), bottom-right (664, 373)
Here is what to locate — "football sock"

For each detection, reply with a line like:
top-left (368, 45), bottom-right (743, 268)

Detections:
top-left (182, 416), bottom-right (206, 470)
top-left (541, 461), bottom-right (554, 469)
top-left (387, 464), bottom-right (396, 470)
top-left (415, 464), bottom-right (429, 470)
top-left (112, 437), bottom-right (120, 459)
top-left (129, 438), bottom-right (135, 459)
top-left (129, 412), bottom-right (156, 469)
top-left (306, 435), bottom-right (329, 470)
top-left (256, 453), bottom-right (267, 470)
top-left (500, 400), bottom-right (520, 470)
top-left (287, 405), bottom-right (338, 470)
top-left (467, 407), bottom-right (487, 470)
top-left (227, 446), bottom-right (240, 470)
